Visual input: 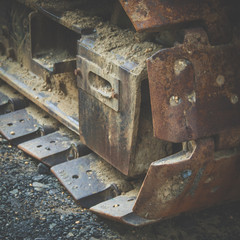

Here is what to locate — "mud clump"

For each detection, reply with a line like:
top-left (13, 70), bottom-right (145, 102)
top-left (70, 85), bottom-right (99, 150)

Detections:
top-left (93, 23), bottom-right (164, 76)
top-left (61, 10), bottom-right (102, 29)
top-left (157, 174), bottom-right (190, 204)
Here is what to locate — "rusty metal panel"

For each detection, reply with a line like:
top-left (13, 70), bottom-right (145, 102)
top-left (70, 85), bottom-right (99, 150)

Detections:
top-left (18, 132), bottom-right (74, 166)
top-left (216, 127), bottom-right (240, 150)
top-left (119, 0), bottom-right (233, 44)
top-left (51, 154), bottom-right (121, 208)
top-left (148, 28), bottom-right (240, 143)
top-left (133, 138), bottom-right (240, 220)
top-left (90, 196), bottom-right (157, 226)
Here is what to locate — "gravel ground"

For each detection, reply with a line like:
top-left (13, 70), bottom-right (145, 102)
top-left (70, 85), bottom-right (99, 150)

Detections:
top-left (1, 135), bottom-right (240, 240)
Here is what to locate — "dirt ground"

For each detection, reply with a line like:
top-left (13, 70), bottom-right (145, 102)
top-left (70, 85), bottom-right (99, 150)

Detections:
top-left (0, 135), bottom-right (240, 240)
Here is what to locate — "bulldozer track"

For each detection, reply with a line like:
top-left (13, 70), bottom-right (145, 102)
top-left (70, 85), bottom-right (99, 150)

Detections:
top-left (0, 81), bottom-right (155, 226)
top-left (0, 0), bottom-right (240, 227)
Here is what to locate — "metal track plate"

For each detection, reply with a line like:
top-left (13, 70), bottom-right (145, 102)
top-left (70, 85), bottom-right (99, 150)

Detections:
top-left (119, 0), bottom-right (233, 44)
top-left (0, 109), bottom-right (40, 143)
top-left (51, 154), bottom-right (118, 208)
top-left (148, 29), bottom-right (240, 142)
top-left (90, 196), bottom-right (157, 226)
top-left (18, 132), bottom-right (73, 167)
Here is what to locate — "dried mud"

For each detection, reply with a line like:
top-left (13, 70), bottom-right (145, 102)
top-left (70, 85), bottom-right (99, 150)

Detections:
top-left (0, 56), bottom-right (78, 119)
top-left (89, 153), bottom-right (133, 194)
top-left (92, 23), bottom-right (164, 76)
top-left (61, 10), bottom-right (102, 30)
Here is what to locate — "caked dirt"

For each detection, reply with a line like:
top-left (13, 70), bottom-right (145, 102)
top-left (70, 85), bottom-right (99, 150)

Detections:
top-left (0, 56), bottom-right (79, 120)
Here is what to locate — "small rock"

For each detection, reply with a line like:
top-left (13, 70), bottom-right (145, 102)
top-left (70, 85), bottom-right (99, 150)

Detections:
top-left (32, 175), bottom-right (44, 181)
top-left (67, 232), bottom-right (74, 238)
top-left (49, 189), bottom-right (57, 195)
top-left (10, 189), bottom-right (18, 195)
top-left (49, 223), bottom-right (56, 230)
top-left (32, 182), bottom-right (49, 189)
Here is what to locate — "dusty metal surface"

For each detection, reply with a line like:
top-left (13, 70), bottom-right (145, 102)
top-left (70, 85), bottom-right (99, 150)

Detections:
top-left (51, 154), bottom-right (120, 208)
top-left (0, 64), bottom-right (79, 134)
top-left (148, 28), bottom-right (240, 143)
top-left (0, 0), bottom-right (239, 226)
top-left (133, 138), bottom-right (240, 220)
top-left (0, 0), bottom-right (80, 134)
top-left (78, 35), bottom-right (171, 177)
top-left (18, 132), bottom-right (76, 166)
top-left (90, 196), bottom-right (157, 227)
top-left (119, 0), bottom-right (234, 44)
top-left (0, 109), bottom-right (41, 144)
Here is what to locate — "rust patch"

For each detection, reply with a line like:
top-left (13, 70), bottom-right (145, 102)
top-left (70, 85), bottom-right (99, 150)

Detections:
top-left (133, 138), bottom-right (240, 219)
top-left (119, 0), bottom-right (234, 44)
top-left (148, 28), bottom-right (240, 143)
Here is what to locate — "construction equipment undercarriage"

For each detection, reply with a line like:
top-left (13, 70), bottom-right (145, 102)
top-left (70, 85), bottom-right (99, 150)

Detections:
top-left (0, 0), bottom-right (239, 226)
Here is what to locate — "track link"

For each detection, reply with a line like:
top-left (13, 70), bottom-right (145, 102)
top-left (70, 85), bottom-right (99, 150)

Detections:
top-left (0, 82), bottom-right (155, 226)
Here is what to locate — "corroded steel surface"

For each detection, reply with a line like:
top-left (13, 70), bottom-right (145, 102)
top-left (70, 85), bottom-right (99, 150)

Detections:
top-left (119, 0), bottom-right (233, 44)
top-left (77, 36), bottom-right (171, 177)
top-left (148, 28), bottom-right (240, 143)
top-left (216, 127), bottom-right (240, 150)
top-left (51, 154), bottom-right (120, 208)
top-left (133, 138), bottom-right (240, 219)
top-left (90, 195), bottom-right (157, 226)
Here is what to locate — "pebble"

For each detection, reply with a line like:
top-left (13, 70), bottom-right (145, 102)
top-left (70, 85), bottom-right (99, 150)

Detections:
top-left (32, 182), bottom-right (49, 189)
top-left (67, 232), bottom-right (74, 238)
top-left (49, 223), bottom-right (56, 230)
top-left (32, 175), bottom-right (45, 181)
top-left (10, 189), bottom-right (18, 195)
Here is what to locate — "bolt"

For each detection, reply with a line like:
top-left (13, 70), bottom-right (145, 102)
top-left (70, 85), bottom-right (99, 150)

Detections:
top-left (188, 91), bottom-right (196, 103)
top-left (174, 59), bottom-right (189, 76)
top-left (74, 68), bottom-right (82, 77)
top-left (216, 75), bottom-right (225, 87)
top-left (111, 91), bottom-right (118, 99)
top-left (169, 95), bottom-right (181, 106)
top-left (231, 94), bottom-right (238, 104)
